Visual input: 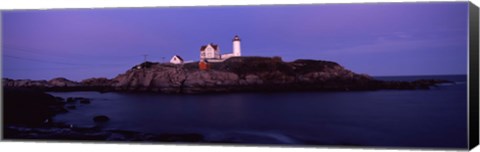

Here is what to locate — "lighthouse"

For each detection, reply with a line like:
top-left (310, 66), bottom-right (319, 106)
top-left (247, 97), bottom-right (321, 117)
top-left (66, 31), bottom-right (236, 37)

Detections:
top-left (233, 35), bottom-right (241, 56)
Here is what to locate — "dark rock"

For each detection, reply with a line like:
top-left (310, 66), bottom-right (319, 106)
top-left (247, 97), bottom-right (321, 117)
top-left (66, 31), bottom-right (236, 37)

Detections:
top-left (2, 77), bottom-right (114, 92)
top-left (3, 88), bottom-right (67, 127)
top-left (66, 105), bottom-right (76, 109)
top-left (79, 98), bottom-right (91, 104)
top-left (412, 79), bottom-right (453, 89)
top-left (131, 61), bottom-right (157, 69)
top-left (2, 78), bottom-right (50, 88)
top-left (93, 115), bottom-right (110, 123)
top-left (66, 97), bottom-right (75, 103)
top-left (51, 106), bottom-right (69, 114)
top-left (54, 97), bottom-right (65, 102)
top-left (48, 77), bottom-right (80, 87)
top-left (80, 77), bottom-right (115, 87)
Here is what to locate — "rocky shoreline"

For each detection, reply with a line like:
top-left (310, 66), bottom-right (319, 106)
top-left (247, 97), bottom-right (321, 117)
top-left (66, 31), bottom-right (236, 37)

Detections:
top-left (2, 57), bottom-right (453, 93)
top-left (3, 88), bottom-right (208, 142)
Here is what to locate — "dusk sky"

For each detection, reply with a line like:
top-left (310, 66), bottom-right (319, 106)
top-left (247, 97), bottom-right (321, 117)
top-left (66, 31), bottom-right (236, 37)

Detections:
top-left (2, 2), bottom-right (469, 81)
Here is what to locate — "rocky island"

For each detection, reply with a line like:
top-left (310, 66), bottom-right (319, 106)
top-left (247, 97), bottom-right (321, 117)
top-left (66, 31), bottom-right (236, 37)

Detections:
top-left (3, 56), bottom-right (450, 93)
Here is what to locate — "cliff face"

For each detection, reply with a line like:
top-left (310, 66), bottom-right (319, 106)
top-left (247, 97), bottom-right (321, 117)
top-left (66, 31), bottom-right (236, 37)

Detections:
top-left (81, 77), bottom-right (115, 87)
top-left (3, 57), bottom-right (448, 93)
top-left (110, 57), bottom-right (376, 93)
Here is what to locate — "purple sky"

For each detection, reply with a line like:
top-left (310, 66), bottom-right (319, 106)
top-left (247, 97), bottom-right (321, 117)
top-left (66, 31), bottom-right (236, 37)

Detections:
top-left (2, 2), bottom-right (469, 81)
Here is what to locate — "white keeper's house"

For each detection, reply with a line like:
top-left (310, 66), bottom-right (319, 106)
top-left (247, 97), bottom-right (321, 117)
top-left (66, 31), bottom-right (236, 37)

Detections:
top-left (170, 55), bottom-right (184, 64)
top-left (200, 35), bottom-right (242, 62)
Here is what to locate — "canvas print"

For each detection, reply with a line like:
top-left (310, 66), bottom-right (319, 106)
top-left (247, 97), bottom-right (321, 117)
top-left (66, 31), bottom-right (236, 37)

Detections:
top-left (1, 2), bottom-right (474, 149)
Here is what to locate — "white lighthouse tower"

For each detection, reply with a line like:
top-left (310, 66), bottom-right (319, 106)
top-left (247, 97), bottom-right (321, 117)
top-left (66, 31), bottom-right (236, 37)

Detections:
top-left (233, 35), bottom-right (241, 56)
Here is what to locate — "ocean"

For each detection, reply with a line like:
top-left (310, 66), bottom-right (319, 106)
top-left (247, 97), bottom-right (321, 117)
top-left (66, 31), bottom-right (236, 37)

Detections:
top-left (47, 75), bottom-right (468, 148)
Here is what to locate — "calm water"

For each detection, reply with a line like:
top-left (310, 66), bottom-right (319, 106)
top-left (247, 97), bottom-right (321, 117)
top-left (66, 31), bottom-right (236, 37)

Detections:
top-left (48, 75), bottom-right (467, 148)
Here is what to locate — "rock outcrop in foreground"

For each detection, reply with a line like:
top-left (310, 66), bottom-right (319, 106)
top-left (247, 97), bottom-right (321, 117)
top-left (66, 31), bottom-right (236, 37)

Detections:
top-left (3, 88), bottom-right (67, 126)
top-left (3, 57), bottom-right (450, 93)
